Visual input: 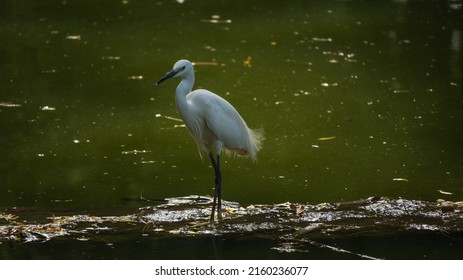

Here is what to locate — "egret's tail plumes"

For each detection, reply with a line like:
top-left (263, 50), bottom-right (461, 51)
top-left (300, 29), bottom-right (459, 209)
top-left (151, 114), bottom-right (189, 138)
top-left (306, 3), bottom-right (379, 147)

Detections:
top-left (218, 126), bottom-right (264, 160)
top-left (247, 127), bottom-right (265, 160)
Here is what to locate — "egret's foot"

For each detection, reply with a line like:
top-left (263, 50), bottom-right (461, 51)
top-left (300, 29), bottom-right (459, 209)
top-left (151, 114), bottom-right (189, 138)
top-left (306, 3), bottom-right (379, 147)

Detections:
top-left (209, 213), bottom-right (223, 226)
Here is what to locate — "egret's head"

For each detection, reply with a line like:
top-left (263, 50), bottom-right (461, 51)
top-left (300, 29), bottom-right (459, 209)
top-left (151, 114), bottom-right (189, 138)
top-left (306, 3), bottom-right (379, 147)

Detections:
top-left (156, 59), bottom-right (194, 85)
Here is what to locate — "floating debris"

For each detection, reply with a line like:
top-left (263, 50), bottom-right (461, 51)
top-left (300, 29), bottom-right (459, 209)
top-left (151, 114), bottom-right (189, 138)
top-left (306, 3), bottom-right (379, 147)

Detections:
top-left (290, 204), bottom-right (305, 215)
top-left (40, 106), bottom-right (56, 111)
top-left (320, 82), bottom-right (338, 87)
top-left (312, 37), bottom-right (333, 42)
top-left (243, 56), bottom-right (252, 68)
top-left (102, 56), bottom-right (121, 60)
top-left (41, 69), bottom-right (57, 74)
top-left (438, 189), bottom-right (453, 195)
top-left (0, 213), bottom-right (18, 222)
top-left (121, 150), bottom-right (152, 155)
top-left (193, 61), bottom-right (219, 66)
top-left (201, 15), bottom-right (232, 24)
top-left (0, 102), bottom-right (21, 108)
top-left (127, 75), bottom-right (144, 80)
top-left (65, 34), bottom-right (81, 40)
top-left (140, 160), bottom-right (156, 164)
top-left (393, 178), bottom-right (409, 182)
top-left (1, 196), bottom-right (462, 245)
top-left (317, 136), bottom-right (336, 141)
top-left (203, 45), bottom-right (216, 52)
top-left (155, 113), bottom-right (183, 122)
top-left (299, 239), bottom-right (378, 260)
top-left (322, 51), bottom-right (357, 63)
top-left (50, 199), bottom-right (73, 203)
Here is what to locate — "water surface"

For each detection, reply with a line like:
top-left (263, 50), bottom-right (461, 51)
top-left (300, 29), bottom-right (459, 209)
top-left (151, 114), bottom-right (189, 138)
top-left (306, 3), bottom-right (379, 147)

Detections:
top-left (0, 0), bottom-right (462, 259)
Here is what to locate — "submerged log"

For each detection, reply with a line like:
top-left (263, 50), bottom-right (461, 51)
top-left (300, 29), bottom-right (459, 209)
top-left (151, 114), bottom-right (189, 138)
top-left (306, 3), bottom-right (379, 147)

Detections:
top-left (1, 196), bottom-right (462, 244)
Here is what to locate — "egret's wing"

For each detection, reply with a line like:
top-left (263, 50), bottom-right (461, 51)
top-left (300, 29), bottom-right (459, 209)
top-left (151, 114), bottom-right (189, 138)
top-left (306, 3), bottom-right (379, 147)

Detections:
top-left (206, 95), bottom-right (264, 158)
top-left (207, 98), bottom-right (251, 154)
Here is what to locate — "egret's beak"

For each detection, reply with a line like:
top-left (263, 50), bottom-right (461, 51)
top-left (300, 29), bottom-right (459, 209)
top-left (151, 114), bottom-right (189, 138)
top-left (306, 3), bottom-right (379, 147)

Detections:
top-left (156, 69), bottom-right (178, 85)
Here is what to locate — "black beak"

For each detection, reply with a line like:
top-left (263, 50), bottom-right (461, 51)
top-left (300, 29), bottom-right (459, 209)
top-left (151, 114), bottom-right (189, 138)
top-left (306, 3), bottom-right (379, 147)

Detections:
top-left (156, 69), bottom-right (178, 85)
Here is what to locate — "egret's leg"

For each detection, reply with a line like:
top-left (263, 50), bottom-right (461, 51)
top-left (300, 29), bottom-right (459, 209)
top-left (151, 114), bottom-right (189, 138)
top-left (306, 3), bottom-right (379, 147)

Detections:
top-left (216, 155), bottom-right (222, 222)
top-left (208, 152), bottom-right (218, 223)
top-left (208, 152), bottom-right (222, 223)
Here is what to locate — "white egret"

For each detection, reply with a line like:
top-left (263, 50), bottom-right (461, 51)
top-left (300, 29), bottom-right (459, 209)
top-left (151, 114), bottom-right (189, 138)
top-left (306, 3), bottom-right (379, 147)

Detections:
top-left (156, 59), bottom-right (264, 223)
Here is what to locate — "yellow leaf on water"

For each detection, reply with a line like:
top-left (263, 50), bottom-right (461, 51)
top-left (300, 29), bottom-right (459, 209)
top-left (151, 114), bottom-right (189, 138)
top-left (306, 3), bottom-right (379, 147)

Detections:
top-left (243, 56), bottom-right (252, 68)
top-left (438, 189), bottom-right (453, 195)
top-left (317, 136), bottom-right (336, 141)
top-left (65, 34), bottom-right (81, 40)
top-left (193, 61), bottom-right (219, 66)
top-left (127, 75), bottom-right (144, 80)
top-left (393, 178), bottom-right (409, 182)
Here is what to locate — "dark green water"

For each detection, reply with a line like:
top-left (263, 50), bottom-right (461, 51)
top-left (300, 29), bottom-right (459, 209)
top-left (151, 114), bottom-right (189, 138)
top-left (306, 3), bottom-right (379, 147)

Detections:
top-left (1, 0), bottom-right (462, 259)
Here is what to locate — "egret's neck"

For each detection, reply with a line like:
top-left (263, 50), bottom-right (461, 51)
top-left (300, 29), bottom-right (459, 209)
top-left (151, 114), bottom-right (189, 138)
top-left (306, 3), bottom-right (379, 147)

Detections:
top-left (175, 73), bottom-right (195, 117)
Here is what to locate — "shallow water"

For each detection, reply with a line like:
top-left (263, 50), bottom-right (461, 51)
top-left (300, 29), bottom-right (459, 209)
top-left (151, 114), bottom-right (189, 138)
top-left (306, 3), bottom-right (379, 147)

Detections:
top-left (0, 0), bottom-right (462, 259)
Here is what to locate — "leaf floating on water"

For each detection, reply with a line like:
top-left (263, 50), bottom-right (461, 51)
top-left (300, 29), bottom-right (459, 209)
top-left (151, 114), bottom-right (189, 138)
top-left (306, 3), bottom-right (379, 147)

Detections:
top-left (193, 61), bottom-right (219, 66)
top-left (40, 106), bottom-right (56, 111)
top-left (127, 75), bottom-right (144, 80)
top-left (155, 113), bottom-right (183, 122)
top-left (320, 82), bottom-right (338, 87)
top-left (102, 56), bottom-right (121, 60)
top-left (65, 34), bottom-right (81, 40)
top-left (0, 102), bottom-right (21, 108)
top-left (50, 199), bottom-right (73, 203)
top-left (200, 15), bottom-right (232, 24)
top-left (438, 189), bottom-right (453, 195)
top-left (173, 124), bottom-right (186, 128)
top-left (312, 37), bottom-right (333, 42)
top-left (121, 150), bottom-right (152, 155)
top-left (41, 69), bottom-right (57, 74)
top-left (317, 136), bottom-right (336, 141)
top-left (393, 178), bottom-right (409, 182)
top-left (243, 56), bottom-right (252, 68)
top-left (393, 90), bottom-right (410, 94)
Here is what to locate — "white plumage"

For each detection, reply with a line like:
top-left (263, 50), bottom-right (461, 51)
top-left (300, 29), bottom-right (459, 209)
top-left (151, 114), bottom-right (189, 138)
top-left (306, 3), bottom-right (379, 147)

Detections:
top-left (156, 59), bottom-right (264, 223)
